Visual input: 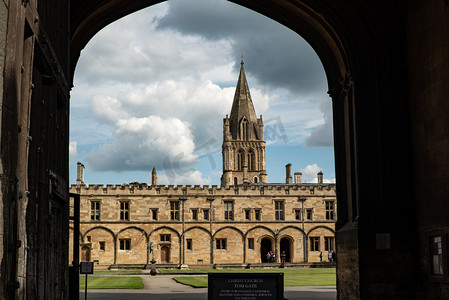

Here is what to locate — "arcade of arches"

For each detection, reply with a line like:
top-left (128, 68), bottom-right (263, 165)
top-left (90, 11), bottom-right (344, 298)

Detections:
top-left (1, 1), bottom-right (449, 299)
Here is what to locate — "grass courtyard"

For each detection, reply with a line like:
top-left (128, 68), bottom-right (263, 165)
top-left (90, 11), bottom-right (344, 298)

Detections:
top-left (171, 268), bottom-right (336, 288)
top-left (80, 268), bottom-right (335, 289)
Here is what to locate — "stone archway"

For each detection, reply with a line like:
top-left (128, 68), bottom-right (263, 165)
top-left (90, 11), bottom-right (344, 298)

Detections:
top-left (160, 246), bottom-right (170, 263)
top-left (260, 238), bottom-right (272, 263)
top-left (280, 237), bottom-right (291, 263)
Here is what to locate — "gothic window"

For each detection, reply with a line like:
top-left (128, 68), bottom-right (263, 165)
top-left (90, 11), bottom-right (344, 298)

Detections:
top-left (237, 149), bottom-right (244, 170)
top-left (234, 177), bottom-right (238, 186)
top-left (275, 201), bottom-right (285, 221)
top-left (170, 201), bottom-right (180, 221)
top-left (119, 239), bottom-right (131, 251)
top-left (248, 238), bottom-right (254, 249)
top-left (310, 237), bottom-right (320, 251)
top-left (240, 118), bottom-right (248, 140)
top-left (224, 201), bottom-right (234, 220)
top-left (192, 209), bottom-right (198, 220)
top-left (186, 239), bottom-right (192, 250)
top-left (216, 238), bottom-right (227, 250)
top-left (306, 209), bottom-right (313, 220)
top-left (203, 209), bottom-right (209, 220)
top-left (325, 237), bottom-right (334, 251)
top-left (254, 177), bottom-right (258, 183)
top-left (325, 201), bottom-right (335, 220)
top-left (90, 201), bottom-right (100, 221)
top-left (248, 149), bottom-right (255, 170)
top-left (120, 201), bottom-right (129, 221)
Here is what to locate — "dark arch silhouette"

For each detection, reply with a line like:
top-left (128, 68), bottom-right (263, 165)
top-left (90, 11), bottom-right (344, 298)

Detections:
top-left (260, 238), bottom-right (273, 263)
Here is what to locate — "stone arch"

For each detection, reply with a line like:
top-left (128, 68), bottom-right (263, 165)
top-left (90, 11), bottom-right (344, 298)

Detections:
top-left (184, 226), bottom-right (212, 239)
top-left (149, 226), bottom-right (181, 264)
top-left (213, 226), bottom-right (244, 239)
top-left (82, 226), bottom-right (116, 265)
top-left (116, 226), bottom-right (148, 264)
top-left (278, 225), bottom-right (306, 238)
top-left (307, 225), bottom-right (335, 237)
top-left (245, 225), bottom-right (275, 238)
top-left (213, 226), bottom-right (245, 264)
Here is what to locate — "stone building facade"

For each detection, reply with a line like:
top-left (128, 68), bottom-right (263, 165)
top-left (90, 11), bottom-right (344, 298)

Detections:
top-left (69, 61), bottom-right (336, 268)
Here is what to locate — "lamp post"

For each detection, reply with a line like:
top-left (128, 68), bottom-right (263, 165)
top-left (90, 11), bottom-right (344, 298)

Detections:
top-left (299, 197), bottom-right (307, 262)
top-left (179, 197), bottom-right (188, 268)
top-left (207, 197), bottom-right (215, 265)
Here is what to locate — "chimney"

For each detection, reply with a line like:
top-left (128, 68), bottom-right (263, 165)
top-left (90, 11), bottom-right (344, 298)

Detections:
top-left (285, 163), bottom-right (292, 184)
top-left (152, 167), bottom-right (158, 186)
top-left (317, 171), bottom-right (323, 184)
top-left (259, 170), bottom-right (268, 183)
top-left (76, 161), bottom-right (85, 185)
top-left (294, 172), bottom-right (302, 183)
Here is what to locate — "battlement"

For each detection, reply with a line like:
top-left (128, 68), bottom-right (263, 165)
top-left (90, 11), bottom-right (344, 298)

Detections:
top-left (69, 182), bottom-right (336, 196)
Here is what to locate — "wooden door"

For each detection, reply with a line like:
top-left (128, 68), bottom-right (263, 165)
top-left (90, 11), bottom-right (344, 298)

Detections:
top-left (160, 246), bottom-right (170, 263)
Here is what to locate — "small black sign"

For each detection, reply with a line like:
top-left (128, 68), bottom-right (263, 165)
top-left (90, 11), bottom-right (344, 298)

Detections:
top-left (80, 262), bottom-right (94, 274)
top-left (208, 273), bottom-right (284, 300)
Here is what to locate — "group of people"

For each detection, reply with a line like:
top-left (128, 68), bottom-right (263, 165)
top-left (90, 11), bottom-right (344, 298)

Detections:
top-left (266, 250), bottom-right (288, 263)
top-left (319, 250), bottom-right (336, 262)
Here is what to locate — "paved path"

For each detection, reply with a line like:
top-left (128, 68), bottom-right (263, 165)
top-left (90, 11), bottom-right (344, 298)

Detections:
top-left (80, 275), bottom-right (336, 300)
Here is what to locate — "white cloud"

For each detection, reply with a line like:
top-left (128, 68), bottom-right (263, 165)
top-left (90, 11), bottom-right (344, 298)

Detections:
top-left (300, 163), bottom-right (335, 183)
top-left (69, 141), bottom-right (78, 158)
top-left (85, 115), bottom-right (197, 172)
top-left (155, 170), bottom-right (211, 185)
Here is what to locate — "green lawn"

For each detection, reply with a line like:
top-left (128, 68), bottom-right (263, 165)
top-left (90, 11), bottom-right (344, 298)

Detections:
top-left (172, 268), bottom-right (336, 288)
top-left (79, 276), bottom-right (144, 289)
top-left (93, 270), bottom-right (142, 274)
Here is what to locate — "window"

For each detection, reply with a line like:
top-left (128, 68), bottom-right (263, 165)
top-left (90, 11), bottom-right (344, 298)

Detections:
top-left (203, 209), bottom-right (209, 220)
top-left (186, 239), bottom-right (192, 250)
top-left (160, 234), bottom-right (171, 242)
top-left (216, 238), bottom-right (227, 250)
top-left (120, 201), bottom-right (129, 221)
top-left (294, 209), bottom-right (301, 220)
top-left (248, 238), bottom-right (254, 249)
top-left (306, 209), bottom-right (313, 220)
top-left (192, 209), bottom-right (198, 220)
top-left (86, 235), bottom-right (91, 242)
top-left (325, 237), bottom-right (334, 251)
top-left (248, 150), bottom-right (255, 170)
top-left (430, 235), bottom-right (443, 275)
top-left (325, 201), bottom-right (335, 220)
top-left (151, 209), bottom-right (158, 221)
top-left (170, 201), bottom-right (180, 221)
top-left (245, 209), bottom-right (251, 220)
top-left (241, 119), bottom-right (248, 140)
top-left (234, 177), bottom-right (238, 186)
top-left (224, 201), bottom-right (233, 220)
top-left (90, 201), bottom-right (100, 221)
top-left (310, 237), bottom-right (320, 251)
top-left (254, 209), bottom-right (261, 221)
top-left (119, 239), bottom-right (131, 251)
top-left (275, 201), bottom-right (285, 221)
top-left (237, 150), bottom-right (243, 170)
top-left (99, 241), bottom-right (105, 251)
top-left (254, 177), bottom-right (258, 183)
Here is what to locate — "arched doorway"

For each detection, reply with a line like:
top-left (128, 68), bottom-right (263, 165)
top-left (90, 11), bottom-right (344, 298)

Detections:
top-left (280, 237), bottom-right (291, 263)
top-left (81, 246), bottom-right (91, 262)
top-left (160, 246), bottom-right (170, 263)
top-left (260, 238), bottom-right (272, 263)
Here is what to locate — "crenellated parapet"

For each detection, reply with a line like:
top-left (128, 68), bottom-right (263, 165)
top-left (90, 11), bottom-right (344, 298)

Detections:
top-left (69, 182), bottom-right (336, 197)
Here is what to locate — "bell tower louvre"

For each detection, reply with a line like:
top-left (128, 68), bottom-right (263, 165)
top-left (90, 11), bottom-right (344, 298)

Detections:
top-left (222, 58), bottom-right (267, 187)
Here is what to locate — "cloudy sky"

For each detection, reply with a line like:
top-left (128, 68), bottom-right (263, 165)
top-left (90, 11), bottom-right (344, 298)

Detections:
top-left (69, 0), bottom-right (335, 186)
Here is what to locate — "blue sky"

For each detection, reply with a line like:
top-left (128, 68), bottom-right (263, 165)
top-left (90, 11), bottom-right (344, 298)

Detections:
top-left (69, 0), bottom-right (335, 185)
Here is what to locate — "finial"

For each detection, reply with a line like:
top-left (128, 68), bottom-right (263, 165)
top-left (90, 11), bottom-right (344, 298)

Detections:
top-left (241, 53), bottom-right (244, 65)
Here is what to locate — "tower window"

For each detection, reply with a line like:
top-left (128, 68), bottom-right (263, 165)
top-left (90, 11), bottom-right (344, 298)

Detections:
top-left (237, 150), bottom-right (244, 170)
top-left (241, 119), bottom-right (248, 140)
top-left (248, 150), bottom-right (255, 170)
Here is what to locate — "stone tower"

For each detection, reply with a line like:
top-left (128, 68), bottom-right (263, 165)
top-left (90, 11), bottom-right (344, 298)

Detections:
top-left (221, 59), bottom-right (267, 187)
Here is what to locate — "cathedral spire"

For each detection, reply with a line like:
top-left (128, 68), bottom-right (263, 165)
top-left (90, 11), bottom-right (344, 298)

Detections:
top-left (229, 58), bottom-right (259, 140)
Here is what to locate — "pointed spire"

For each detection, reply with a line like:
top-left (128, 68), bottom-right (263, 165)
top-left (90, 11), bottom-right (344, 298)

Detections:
top-left (151, 167), bottom-right (157, 186)
top-left (229, 57), bottom-right (258, 139)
